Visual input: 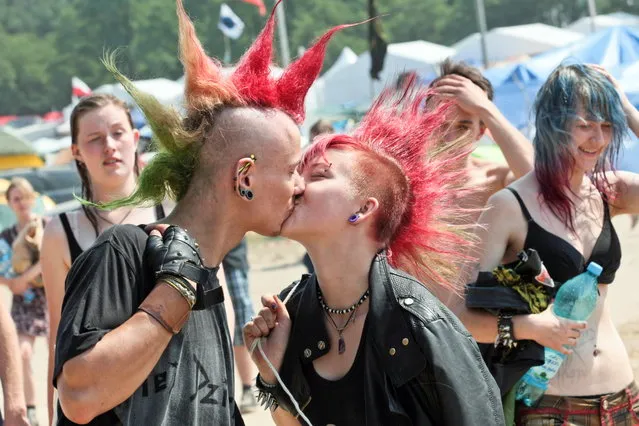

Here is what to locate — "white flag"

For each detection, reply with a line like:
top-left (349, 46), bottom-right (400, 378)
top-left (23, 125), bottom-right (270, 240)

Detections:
top-left (218, 4), bottom-right (245, 40)
top-left (71, 77), bottom-right (92, 98)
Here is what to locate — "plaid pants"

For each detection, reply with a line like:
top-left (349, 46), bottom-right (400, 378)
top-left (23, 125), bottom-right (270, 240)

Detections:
top-left (517, 382), bottom-right (639, 425)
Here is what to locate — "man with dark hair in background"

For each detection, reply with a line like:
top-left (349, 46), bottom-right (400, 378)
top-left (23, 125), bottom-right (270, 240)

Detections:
top-left (430, 58), bottom-right (534, 215)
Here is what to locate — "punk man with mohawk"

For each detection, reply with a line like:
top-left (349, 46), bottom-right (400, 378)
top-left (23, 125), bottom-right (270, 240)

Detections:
top-left (52, 1), bottom-right (350, 424)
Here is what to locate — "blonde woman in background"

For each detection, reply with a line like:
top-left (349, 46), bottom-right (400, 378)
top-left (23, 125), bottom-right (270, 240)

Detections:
top-left (0, 178), bottom-right (48, 426)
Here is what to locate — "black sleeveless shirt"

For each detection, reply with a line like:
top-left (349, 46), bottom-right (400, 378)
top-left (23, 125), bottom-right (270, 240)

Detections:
top-left (507, 188), bottom-right (621, 284)
top-left (59, 204), bottom-right (166, 265)
top-left (301, 319), bottom-right (368, 425)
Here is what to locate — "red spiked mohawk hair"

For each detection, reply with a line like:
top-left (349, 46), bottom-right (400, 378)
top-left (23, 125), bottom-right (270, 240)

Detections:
top-left (178, 0), bottom-right (351, 123)
top-left (302, 77), bottom-right (475, 293)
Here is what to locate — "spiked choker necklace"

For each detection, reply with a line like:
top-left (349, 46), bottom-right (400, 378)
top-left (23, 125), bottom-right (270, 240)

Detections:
top-left (317, 286), bottom-right (370, 354)
top-left (316, 287), bottom-right (370, 315)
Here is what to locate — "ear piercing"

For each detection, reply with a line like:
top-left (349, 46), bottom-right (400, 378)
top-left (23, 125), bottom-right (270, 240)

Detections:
top-left (236, 154), bottom-right (256, 200)
top-left (237, 154), bottom-right (257, 175)
top-left (348, 214), bottom-right (360, 223)
top-left (239, 188), bottom-right (254, 201)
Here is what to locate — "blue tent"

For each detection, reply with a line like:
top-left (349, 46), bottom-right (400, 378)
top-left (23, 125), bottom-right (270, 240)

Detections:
top-left (484, 63), bottom-right (544, 133)
top-left (620, 61), bottom-right (639, 108)
top-left (487, 26), bottom-right (639, 133)
top-left (527, 26), bottom-right (639, 79)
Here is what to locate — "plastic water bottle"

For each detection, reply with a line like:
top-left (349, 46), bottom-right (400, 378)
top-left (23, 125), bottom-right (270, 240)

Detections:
top-left (23, 288), bottom-right (36, 304)
top-left (516, 262), bottom-right (603, 407)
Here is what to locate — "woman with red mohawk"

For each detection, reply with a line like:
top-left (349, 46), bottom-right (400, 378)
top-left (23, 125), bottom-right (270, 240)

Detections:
top-left (243, 78), bottom-right (505, 425)
top-left (52, 1), bottom-right (350, 425)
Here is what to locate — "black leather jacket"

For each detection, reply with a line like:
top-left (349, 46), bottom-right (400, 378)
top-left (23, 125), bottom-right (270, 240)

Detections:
top-left (272, 254), bottom-right (505, 426)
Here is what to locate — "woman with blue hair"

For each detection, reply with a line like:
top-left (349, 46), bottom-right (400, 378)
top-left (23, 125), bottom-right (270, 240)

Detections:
top-left (449, 63), bottom-right (639, 424)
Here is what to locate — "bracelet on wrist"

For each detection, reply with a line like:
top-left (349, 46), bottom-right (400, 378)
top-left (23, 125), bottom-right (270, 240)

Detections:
top-left (257, 374), bottom-right (278, 389)
top-left (138, 306), bottom-right (177, 335)
top-left (161, 277), bottom-right (196, 309)
top-left (495, 313), bottom-right (518, 350)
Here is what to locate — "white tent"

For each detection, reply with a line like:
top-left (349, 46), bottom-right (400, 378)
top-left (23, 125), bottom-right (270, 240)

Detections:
top-left (453, 23), bottom-right (584, 65)
top-left (322, 47), bottom-right (358, 79)
top-left (318, 40), bottom-right (454, 112)
top-left (95, 78), bottom-right (184, 107)
top-left (568, 12), bottom-right (639, 34)
top-left (31, 136), bottom-right (72, 155)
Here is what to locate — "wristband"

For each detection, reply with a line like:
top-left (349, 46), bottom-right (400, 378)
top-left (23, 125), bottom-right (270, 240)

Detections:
top-left (138, 284), bottom-right (191, 334)
top-left (257, 374), bottom-right (277, 389)
top-left (495, 313), bottom-right (518, 349)
top-left (138, 306), bottom-right (178, 335)
top-left (161, 276), bottom-right (196, 309)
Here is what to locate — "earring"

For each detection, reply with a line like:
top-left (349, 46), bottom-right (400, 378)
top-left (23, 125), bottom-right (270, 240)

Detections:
top-left (348, 214), bottom-right (359, 223)
top-left (238, 187), bottom-right (254, 201)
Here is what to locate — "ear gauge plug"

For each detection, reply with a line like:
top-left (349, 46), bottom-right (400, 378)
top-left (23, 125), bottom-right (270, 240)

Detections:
top-left (348, 214), bottom-right (359, 223)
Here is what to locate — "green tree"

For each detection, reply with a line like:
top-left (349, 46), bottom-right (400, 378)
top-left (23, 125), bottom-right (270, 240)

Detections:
top-left (0, 31), bottom-right (58, 114)
top-left (0, 0), bottom-right (637, 114)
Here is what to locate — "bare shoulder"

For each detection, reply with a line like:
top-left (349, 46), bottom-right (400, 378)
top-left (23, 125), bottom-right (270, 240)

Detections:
top-left (43, 214), bottom-right (65, 243)
top-left (469, 157), bottom-right (512, 188)
top-left (470, 156), bottom-right (508, 172)
top-left (601, 170), bottom-right (639, 215)
top-left (484, 187), bottom-right (520, 215)
top-left (42, 214), bottom-right (71, 266)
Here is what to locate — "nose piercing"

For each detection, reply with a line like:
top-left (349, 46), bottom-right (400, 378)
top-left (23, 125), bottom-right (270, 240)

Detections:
top-left (348, 214), bottom-right (359, 223)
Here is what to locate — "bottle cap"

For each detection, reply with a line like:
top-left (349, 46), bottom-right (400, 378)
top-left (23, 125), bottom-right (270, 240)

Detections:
top-left (586, 262), bottom-right (603, 277)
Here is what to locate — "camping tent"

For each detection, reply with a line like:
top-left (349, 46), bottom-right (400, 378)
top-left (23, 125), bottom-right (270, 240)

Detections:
top-left (318, 41), bottom-right (454, 112)
top-left (526, 26), bottom-right (639, 78)
top-left (322, 47), bottom-right (358, 80)
top-left (95, 78), bottom-right (184, 107)
top-left (0, 130), bottom-right (43, 170)
top-left (484, 63), bottom-right (545, 132)
top-left (568, 12), bottom-right (639, 34)
top-left (621, 61), bottom-right (639, 92)
top-left (453, 24), bottom-right (583, 65)
top-left (485, 26), bottom-right (639, 132)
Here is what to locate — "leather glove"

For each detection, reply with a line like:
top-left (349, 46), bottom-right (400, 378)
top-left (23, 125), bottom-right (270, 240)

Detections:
top-left (145, 225), bottom-right (224, 310)
top-left (145, 225), bottom-right (207, 283)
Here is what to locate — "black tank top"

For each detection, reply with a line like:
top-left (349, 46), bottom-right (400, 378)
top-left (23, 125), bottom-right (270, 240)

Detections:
top-left (302, 319), bottom-right (368, 425)
top-left (59, 204), bottom-right (166, 265)
top-left (507, 188), bottom-right (621, 284)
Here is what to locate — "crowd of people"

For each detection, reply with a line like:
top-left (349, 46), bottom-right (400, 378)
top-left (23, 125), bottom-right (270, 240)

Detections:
top-left (1, 0), bottom-right (639, 425)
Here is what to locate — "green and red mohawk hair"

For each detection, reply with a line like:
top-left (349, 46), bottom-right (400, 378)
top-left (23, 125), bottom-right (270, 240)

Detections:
top-left (96, 0), bottom-right (349, 209)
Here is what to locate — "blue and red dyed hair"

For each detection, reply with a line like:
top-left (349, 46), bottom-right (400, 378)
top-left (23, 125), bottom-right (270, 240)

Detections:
top-left (97, 0), bottom-right (350, 208)
top-left (534, 64), bottom-right (628, 231)
top-left (301, 79), bottom-right (474, 292)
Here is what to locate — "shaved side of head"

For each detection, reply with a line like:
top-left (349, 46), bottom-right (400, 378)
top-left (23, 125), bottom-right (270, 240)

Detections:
top-left (188, 107), bottom-right (300, 198)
